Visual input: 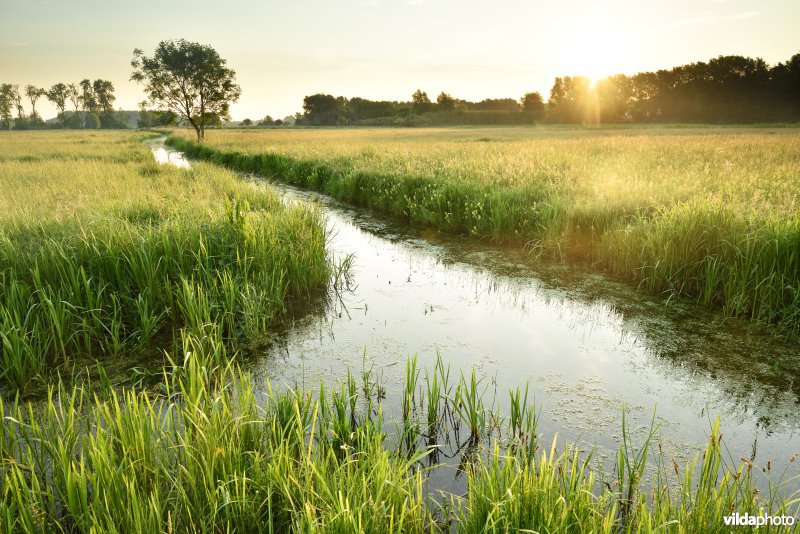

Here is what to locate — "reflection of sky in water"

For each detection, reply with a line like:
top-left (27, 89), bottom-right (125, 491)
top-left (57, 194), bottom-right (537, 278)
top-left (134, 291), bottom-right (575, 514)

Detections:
top-left (154, 140), bottom-right (800, 493)
top-left (149, 139), bottom-right (191, 169)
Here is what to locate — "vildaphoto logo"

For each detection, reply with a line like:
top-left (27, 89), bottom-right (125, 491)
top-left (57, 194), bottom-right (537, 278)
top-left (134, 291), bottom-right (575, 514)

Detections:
top-left (723, 512), bottom-right (796, 528)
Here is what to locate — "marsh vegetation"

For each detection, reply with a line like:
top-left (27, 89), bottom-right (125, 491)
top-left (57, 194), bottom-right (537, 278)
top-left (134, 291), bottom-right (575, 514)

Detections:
top-left (1, 128), bottom-right (798, 532)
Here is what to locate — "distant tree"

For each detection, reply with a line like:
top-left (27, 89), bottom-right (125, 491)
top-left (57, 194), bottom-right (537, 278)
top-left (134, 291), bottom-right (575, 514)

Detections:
top-left (546, 78), bottom-right (566, 122)
top-left (770, 53), bottom-right (800, 120)
top-left (520, 92), bottom-right (545, 115)
top-left (274, 119), bottom-right (283, 126)
top-left (137, 108), bottom-right (154, 128)
top-left (471, 98), bottom-right (520, 112)
top-left (301, 94), bottom-right (346, 125)
top-left (10, 85), bottom-right (23, 121)
top-left (115, 109), bottom-right (131, 129)
top-left (411, 89), bottom-right (432, 113)
top-left (85, 112), bottom-right (100, 129)
top-left (436, 91), bottom-right (456, 111)
top-left (25, 85), bottom-right (45, 121)
top-left (93, 80), bottom-right (115, 114)
top-left (131, 39), bottom-right (241, 141)
top-left (138, 108), bottom-right (177, 128)
top-left (67, 83), bottom-right (82, 128)
top-left (241, 118), bottom-right (252, 126)
top-left (595, 75), bottom-right (632, 122)
top-left (346, 97), bottom-right (401, 120)
top-left (80, 79), bottom-right (98, 114)
top-left (85, 80), bottom-right (118, 128)
top-left (0, 84), bottom-right (13, 129)
top-left (302, 94), bottom-right (339, 115)
top-left (258, 115), bottom-right (274, 126)
top-left (47, 83), bottom-right (69, 128)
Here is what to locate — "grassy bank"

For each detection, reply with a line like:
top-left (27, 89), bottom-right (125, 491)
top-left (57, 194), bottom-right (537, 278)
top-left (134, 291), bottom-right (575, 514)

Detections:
top-left (167, 127), bottom-right (800, 334)
top-left (1, 335), bottom-right (796, 532)
top-left (0, 131), bottom-right (328, 392)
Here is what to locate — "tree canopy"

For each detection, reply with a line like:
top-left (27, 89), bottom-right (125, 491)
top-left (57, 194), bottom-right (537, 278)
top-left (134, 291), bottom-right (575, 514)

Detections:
top-left (131, 39), bottom-right (241, 141)
top-left (46, 83), bottom-right (69, 128)
top-left (0, 84), bottom-right (15, 130)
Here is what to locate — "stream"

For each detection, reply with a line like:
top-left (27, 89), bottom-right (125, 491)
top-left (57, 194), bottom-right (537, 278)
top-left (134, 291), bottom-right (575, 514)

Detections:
top-left (151, 137), bottom-right (800, 496)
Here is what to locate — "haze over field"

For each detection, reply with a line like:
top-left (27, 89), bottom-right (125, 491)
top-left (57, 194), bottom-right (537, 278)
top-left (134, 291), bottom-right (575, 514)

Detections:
top-left (2, 0), bottom-right (799, 120)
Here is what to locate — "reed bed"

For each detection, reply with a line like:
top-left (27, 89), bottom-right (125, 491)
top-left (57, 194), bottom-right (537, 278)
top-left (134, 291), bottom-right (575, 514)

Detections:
top-left (1, 335), bottom-right (796, 532)
top-left (167, 126), bottom-right (800, 334)
top-left (0, 131), bottom-right (329, 392)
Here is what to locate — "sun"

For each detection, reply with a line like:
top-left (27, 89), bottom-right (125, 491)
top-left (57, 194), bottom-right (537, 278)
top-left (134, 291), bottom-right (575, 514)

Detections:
top-left (560, 34), bottom-right (630, 80)
top-left (552, 7), bottom-right (635, 81)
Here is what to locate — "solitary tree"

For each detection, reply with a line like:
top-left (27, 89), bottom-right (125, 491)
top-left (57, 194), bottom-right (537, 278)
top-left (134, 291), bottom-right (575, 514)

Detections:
top-left (131, 39), bottom-right (241, 141)
top-left (47, 83), bottom-right (69, 128)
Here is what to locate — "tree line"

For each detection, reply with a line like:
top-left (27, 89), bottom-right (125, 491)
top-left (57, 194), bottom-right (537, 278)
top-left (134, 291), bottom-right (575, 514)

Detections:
top-left (296, 91), bottom-right (545, 126)
top-left (548, 53), bottom-right (800, 123)
top-left (0, 79), bottom-right (130, 130)
top-left (295, 52), bottom-right (799, 126)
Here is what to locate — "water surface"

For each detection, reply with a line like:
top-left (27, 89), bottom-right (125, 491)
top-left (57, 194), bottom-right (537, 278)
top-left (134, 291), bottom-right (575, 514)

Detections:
top-left (151, 137), bottom-right (800, 494)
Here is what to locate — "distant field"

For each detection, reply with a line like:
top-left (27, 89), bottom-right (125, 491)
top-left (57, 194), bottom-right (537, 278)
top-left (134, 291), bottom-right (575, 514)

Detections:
top-left (0, 130), bottom-right (328, 391)
top-left (170, 126), bottom-right (800, 333)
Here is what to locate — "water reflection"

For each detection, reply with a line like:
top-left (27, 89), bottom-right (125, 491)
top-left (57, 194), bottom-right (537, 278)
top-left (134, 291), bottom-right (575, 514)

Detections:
top-left (147, 137), bottom-right (191, 169)
top-left (152, 139), bottom-right (800, 493)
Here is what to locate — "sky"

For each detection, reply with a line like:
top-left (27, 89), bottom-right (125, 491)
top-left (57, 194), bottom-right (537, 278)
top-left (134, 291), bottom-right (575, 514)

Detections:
top-left (1, 0), bottom-right (798, 121)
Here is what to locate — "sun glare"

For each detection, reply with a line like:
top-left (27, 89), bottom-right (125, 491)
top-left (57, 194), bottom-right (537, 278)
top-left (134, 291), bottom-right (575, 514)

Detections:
top-left (553, 7), bottom-right (633, 82)
top-left (561, 34), bottom-right (630, 81)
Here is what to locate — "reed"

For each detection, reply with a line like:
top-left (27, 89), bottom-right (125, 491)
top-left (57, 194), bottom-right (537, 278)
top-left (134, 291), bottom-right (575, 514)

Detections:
top-left (454, 369), bottom-right (485, 443)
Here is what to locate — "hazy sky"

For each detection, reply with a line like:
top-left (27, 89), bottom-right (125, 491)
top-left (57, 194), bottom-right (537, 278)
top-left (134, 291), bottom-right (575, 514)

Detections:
top-left (1, 0), bottom-right (798, 120)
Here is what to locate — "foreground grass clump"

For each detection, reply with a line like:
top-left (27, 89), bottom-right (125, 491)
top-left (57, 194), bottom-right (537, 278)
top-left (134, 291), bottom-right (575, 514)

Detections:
top-left (0, 131), bottom-right (328, 392)
top-left (167, 126), bottom-right (800, 334)
top-left (0, 334), bottom-right (433, 533)
top-left (1, 339), bottom-right (796, 532)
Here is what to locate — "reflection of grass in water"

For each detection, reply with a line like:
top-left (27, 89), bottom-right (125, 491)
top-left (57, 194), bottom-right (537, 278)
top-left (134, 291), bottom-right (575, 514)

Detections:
top-left (167, 127), bottom-right (800, 335)
top-left (3, 341), bottom-right (797, 531)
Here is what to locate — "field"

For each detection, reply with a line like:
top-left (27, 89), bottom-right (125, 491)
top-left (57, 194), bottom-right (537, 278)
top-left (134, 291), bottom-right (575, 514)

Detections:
top-left (0, 130), bottom-right (328, 392)
top-left (169, 126), bottom-right (800, 334)
top-left (1, 129), bottom-right (799, 532)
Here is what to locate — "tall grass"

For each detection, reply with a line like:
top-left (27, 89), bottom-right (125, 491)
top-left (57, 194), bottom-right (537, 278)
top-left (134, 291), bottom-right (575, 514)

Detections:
top-left (0, 131), bottom-right (329, 392)
top-left (0, 333), bottom-right (434, 532)
top-left (1, 337), bottom-right (797, 532)
top-left (167, 127), bottom-right (800, 334)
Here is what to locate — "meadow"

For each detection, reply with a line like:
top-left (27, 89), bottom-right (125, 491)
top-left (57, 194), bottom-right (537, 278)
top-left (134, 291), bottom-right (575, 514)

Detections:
top-left (168, 126), bottom-right (800, 334)
top-left (0, 130), bottom-right (328, 392)
top-left (1, 129), bottom-right (798, 532)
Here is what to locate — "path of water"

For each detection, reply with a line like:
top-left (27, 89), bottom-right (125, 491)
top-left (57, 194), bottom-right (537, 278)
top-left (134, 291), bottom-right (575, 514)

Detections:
top-left (151, 137), bottom-right (800, 494)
